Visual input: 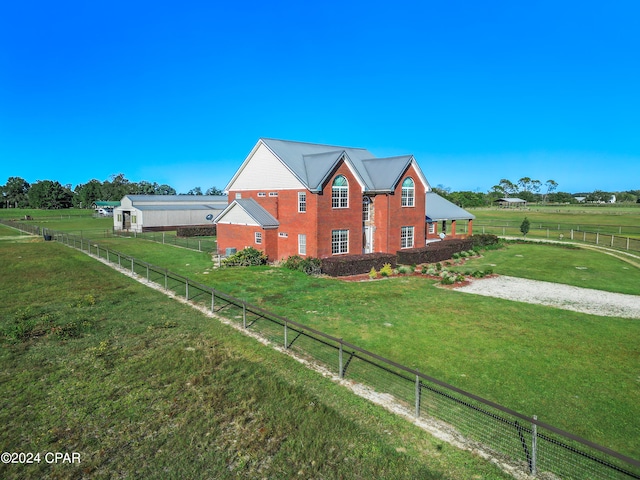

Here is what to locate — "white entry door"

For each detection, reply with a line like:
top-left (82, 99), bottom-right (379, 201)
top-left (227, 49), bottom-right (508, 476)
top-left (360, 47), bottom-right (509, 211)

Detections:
top-left (363, 226), bottom-right (373, 253)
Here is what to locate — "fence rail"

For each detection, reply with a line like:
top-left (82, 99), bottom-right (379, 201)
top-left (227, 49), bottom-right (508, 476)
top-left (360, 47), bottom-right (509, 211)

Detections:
top-left (475, 223), bottom-right (640, 253)
top-left (3, 218), bottom-right (640, 479)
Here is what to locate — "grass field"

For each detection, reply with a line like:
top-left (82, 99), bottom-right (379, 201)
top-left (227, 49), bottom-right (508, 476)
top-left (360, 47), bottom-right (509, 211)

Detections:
top-left (2, 208), bottom-right (639, 461)
top-left (470, 204), bottom-right (640, 238)
top-left (0, 241), bottom-right (511, 479)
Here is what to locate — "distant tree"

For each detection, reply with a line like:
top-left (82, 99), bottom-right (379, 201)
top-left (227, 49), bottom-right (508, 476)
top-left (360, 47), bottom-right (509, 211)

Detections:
top-left (586, 190), bottom-right (610, 203)
top-left (2, 176), bottom-right (30, 208)
top-left (520, 217), bottom-right (530, 237)
top-left (498, 179), bottom-right (517, 196)
top-left (543, 179), bottom-right (558, 203)
top-left (133, 181), bottom-right (158, 195)
top-left (102, 174), bottom-right (133, 201)
top-left (205, 186), bottom-right (225, 195)
top-left (449, 191), bottom-right (486, 207)
top-left (28, 180), bottom-right (74, 209)
top-left (73, 179), bottom-right (103, 208)
top-left (186, 187), bottom-right (203, 195)
top-left (616, 191), bottom-right (636, 203)
top-left (156, 184), bottom-right (176, 195)
top-left (548, 191), bottom-right (575, 204)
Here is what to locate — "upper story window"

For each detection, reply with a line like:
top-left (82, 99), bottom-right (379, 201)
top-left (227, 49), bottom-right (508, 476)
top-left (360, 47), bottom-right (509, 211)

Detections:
top-left (332, 175), bottom-right (348, 208)
top-left (269, 192), bottom-right (278, 197)
top-left (298, 192), bottom-right (307, 213)
top-left (401, 177), bottom-right (415, 207)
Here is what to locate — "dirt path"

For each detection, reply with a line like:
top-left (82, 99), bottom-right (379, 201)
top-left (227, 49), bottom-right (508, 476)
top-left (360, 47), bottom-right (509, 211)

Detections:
top-left (455, 275), bottom-right (640, 319)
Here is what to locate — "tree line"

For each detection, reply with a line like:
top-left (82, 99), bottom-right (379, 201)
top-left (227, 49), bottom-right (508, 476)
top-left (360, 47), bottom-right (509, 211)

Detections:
top-left (1, 174), bottom-right (225, 209)
top-left (434, 177), bottom-right (640, 208)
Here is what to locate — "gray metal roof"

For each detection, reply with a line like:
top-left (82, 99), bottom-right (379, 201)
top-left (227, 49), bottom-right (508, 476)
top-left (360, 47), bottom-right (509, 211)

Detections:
top-left (123, 195), bottom-right (228, 205)
top-left (495, 197), bottom-right (527, 203)
top-left (215, 198), bottom-right (279, 228)
top-left (134, 204), bottom-right (225, 212)
top-left (260, 138), bottom-right (429, 193)
top-left (426, 192), bottom-right (475, 221)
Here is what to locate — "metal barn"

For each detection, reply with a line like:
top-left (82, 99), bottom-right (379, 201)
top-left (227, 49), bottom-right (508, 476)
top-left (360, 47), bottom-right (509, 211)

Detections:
top-left (113, 195), bottom-right (228, 233)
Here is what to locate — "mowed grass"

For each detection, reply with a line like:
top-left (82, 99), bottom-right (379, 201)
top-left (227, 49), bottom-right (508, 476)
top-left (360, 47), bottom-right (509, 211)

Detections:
top-left (450, 241), bottom-right (640, 295)
top-left (470, 204), bottom-right (640, 238)
top-left (29, 228), bottom-right (640, 458)
top-left (0, 241), bottom-right (511, 479)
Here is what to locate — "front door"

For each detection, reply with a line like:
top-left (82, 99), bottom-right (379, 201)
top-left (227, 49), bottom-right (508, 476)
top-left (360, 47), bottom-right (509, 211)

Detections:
top-left (363, 226), bottom-right (373, 254)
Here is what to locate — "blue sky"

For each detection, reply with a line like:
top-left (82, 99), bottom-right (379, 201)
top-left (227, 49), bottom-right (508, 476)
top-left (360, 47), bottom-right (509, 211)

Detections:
top-left (1, 1), bottom-right (639, 194)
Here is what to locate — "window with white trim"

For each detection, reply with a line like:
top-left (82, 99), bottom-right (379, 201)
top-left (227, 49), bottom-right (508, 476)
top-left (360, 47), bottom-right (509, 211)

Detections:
top-left (428, 222), bottom-right (435, 234)
top-left (298, 234), bottom-right (307, 255)
top-left (331, 229), bottom-right (349, 254)
top-left (331, 175), bottom-right (348, 208)
top-left (257, 192), bottom-right (266, 197)
top-left (362, 196), bottom-right (371, 222)
top-left (401, 226), bottom-right (414, 249)
top-left (298, 192), bottom-right (306, 213)
top-left (255, 232), bottom-right (262, 244)
top-left (401, 177), bottom-right (415, 207)
top-left (269, 192), bottom-right (278, 197)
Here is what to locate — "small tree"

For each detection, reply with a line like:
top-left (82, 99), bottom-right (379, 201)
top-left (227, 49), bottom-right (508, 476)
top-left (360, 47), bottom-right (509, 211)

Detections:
top-left (520, 217), bottom-right (530, 237)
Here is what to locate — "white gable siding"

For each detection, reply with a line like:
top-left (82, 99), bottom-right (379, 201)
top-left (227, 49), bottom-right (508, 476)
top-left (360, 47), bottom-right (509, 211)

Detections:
top-left (216, 206), bottom-right (259, 226)
top-left (228, 142), bottom-right (305, 191)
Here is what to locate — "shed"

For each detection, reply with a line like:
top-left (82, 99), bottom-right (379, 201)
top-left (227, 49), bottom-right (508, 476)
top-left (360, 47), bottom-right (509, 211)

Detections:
top-left (426, 192), bottom-right (475, 241)
top-left (113, 195), bottom-right (228, 233)
top-left (494, 197), bottom-right (527, 208)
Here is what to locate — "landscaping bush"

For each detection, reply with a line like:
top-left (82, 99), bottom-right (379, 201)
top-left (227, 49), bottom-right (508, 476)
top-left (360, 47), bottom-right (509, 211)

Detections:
top-left (396, 238), bottom-right (474, 265)
top-left (222, 247), bottom-right (268, 267)
top-left (321, 253), bottom-right (396, 277)
top-left (282, 255), bottom-right (323, 275)
top-left (470, 234), bottom-right (499, 248)
top-left (177, 225), bottom-right (217, 237)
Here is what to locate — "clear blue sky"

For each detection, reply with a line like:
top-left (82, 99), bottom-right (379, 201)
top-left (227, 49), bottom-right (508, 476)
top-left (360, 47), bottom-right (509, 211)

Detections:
top-left (1, 1), bottom-right (639, 194)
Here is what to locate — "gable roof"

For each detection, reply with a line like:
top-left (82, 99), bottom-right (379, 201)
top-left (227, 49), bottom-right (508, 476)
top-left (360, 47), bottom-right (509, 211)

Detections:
top-left (227, 138), bottom-right (430, 194)
top-left (214, 198), bottom-right (279, 229)
top-left (426, 192), bottom-right (475, 221)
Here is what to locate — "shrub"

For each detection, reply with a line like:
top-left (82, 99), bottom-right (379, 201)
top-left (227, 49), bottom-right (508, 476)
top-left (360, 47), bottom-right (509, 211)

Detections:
top-left (470, 234), bottom-right (499, 248)
top-left (177, 225), bottom-right (216, 237)
top-left (321, 253), bottom-right (396, 277)
top-left (380, 263), bottom-right (394, 277)
top-left (397, 266), bottom-right (411, 275)
top-left (282, 255), bottom-right (303, 270)
top-left (222, 247), bottom-right (268, 267)
top-left (299, 257), bottom-right (322, 275)
top-left (440, 274), bottom-right (454, 285)
top-left (368, 267), bottom-right (378, 279)
top-left (452, 252), bottom-right (461, 259)
top-left (421, 265), bottom-right (428, 274)
top-left (456, 274), bottom-right (466, 283)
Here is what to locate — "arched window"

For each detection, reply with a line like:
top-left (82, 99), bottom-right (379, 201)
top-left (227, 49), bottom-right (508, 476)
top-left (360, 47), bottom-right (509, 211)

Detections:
top-left (332, 175), bottom-right (348, 208)
top-left (401, 177), bottom-right (415, 207)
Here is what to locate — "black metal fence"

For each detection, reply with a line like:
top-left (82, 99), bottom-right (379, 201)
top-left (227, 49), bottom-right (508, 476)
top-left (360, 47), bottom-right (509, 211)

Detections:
top-left (3, 219), bottom-right (640, 479)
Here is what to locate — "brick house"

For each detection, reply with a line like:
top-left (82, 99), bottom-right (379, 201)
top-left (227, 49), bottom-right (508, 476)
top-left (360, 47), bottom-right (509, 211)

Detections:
top-left (215, 138), bottom-right (431, 261)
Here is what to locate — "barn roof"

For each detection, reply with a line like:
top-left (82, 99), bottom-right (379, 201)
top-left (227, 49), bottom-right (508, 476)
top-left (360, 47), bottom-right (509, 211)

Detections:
top-left (426, 192), bottom-right (475, 221)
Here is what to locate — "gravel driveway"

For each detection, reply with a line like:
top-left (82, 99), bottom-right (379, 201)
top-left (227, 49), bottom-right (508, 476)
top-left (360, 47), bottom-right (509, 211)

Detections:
top-left (455, 275), bottom-right (640, 319)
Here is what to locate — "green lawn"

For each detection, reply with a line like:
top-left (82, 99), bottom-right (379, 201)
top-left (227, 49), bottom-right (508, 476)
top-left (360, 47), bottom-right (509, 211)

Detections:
top-left (0, 241), bottom-right (510, 479)
top-left (3, 210), bottom-right (640, 460)
top-left (449, 241), bottom-right (640, 295)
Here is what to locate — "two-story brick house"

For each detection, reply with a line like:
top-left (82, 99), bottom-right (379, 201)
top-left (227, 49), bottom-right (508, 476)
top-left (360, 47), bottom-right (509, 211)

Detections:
top-left (215, 138), bottom-right (431, 260)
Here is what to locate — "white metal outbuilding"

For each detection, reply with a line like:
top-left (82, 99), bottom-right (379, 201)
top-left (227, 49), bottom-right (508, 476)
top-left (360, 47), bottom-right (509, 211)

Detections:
top-left (113, 195), bottom-right (228, 232)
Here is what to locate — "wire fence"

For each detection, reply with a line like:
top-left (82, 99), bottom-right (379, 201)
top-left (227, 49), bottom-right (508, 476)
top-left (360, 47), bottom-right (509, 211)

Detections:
top-left (474, 223), bottom-right (640, 253)
top-left (3, 219), bottom-right (640, 479)
top-left (107, 229), bottom-right (217, 252)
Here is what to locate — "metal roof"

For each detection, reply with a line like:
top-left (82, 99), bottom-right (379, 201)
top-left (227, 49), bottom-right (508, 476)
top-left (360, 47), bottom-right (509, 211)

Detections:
top-left (215, 198), bottom-right (279, 228)
top-left (122, 195), bottom-right (228, 205)
top-left (259, 138), bottom-right (430, 193)
top-left (495, 197), bottom-right (527, 203)
top-left (134, 204), bottom-right (225, 212)
top-left (426, 192), bottom-right (475, 221)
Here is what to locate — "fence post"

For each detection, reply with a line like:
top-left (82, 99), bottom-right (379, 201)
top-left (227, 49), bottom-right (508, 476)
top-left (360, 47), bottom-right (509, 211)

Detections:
top-left (211, 290), bottom-right (215, 312)
top-left (531, 415), bottom-right (538, 475)
top-left (546, 228), bottom-right (549, 238)
top-left (571, 229), bottom-right (574, 240)
top-left (164, 270), bottom-right (168, 290)
top-left (284, 321), bottom-right (288, 349)
top-left (80, 238), bottom-right (83, 251)
top-left (243, 302), bottom-right (247, 328)
top-left (583, 231), bottom-right (586, 242)
top-left (96, 245), bottom-right (100, 258)
top-left (146, 265), bottom-right (149, 282)
top-left (627, 237), bottom-right (630, 250)
top-left (185, 279), bottom-right (189, 300)
top-left (198, 240), bottom-right (201, 252)
top-left (339, 339), bottom-right (344, 378)
top-left (415, 374), bottom-right (421, 418)
top-left (107, 250), bottom-right (109, 263)
top-left (596, 232), bottom-right (599, 245)
top-left (131, 258), bottom-right (134, 274)
top-left (611, 235), bottom-right (614, 247)
top-left (163, 232), bottom-right (165, 244)
top-left (118, 253), bottom-right (121, 267)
